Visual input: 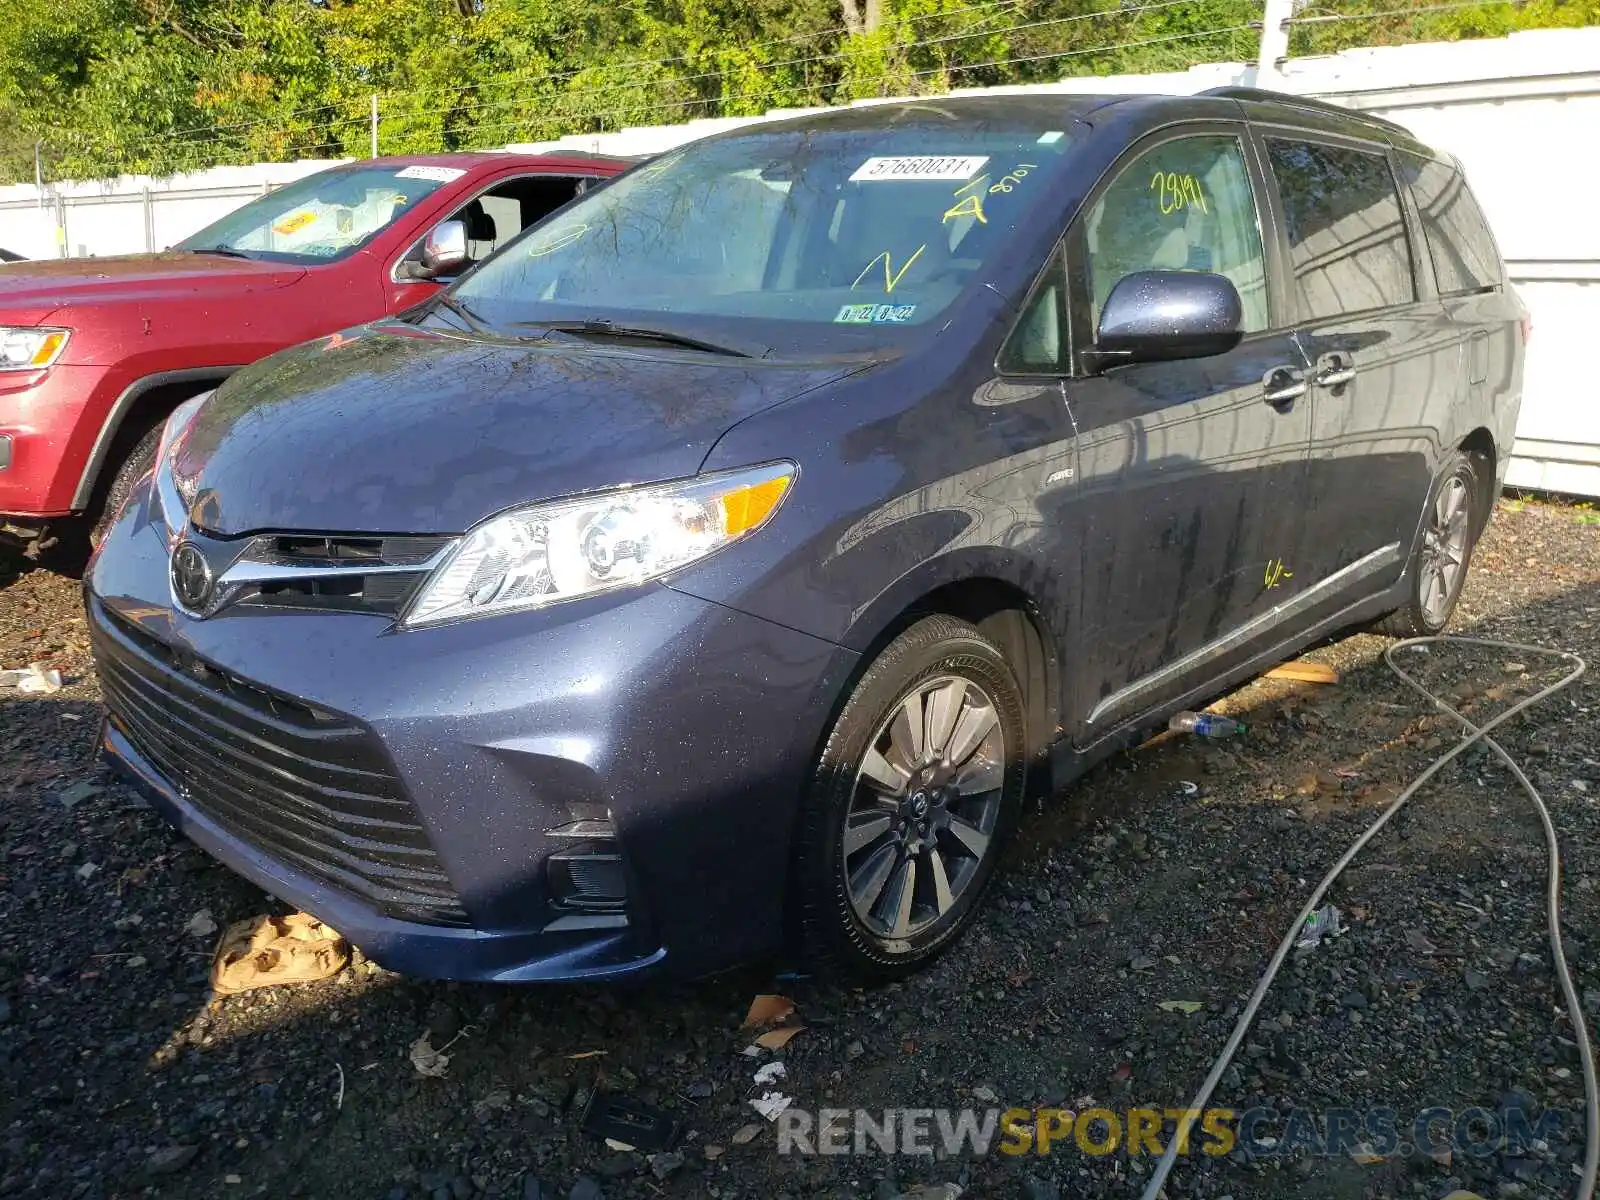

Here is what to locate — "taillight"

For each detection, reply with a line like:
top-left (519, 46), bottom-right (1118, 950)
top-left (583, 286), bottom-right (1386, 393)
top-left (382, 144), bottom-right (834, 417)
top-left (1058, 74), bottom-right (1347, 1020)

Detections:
top-left (1520, 314), bottom-right (1533, 343)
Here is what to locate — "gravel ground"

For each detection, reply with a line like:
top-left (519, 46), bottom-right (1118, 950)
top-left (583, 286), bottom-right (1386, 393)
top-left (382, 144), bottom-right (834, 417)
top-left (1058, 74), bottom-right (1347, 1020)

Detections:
top-left (2, 497), bottom-right (1599, 1200)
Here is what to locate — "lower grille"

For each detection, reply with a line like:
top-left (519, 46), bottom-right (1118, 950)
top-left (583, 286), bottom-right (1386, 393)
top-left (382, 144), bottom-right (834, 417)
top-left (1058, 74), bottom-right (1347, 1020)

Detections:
top-left (91, 602), bottom-right (468, 926)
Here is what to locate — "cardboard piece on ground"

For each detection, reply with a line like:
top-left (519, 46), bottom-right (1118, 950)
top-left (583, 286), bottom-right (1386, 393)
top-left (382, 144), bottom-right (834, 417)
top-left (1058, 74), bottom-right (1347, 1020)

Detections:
top-left (1264, 660), bottom-right (1340, 684)
top-left (755, 1025), bottom-right (805, 1050)
top-left (742, 993), bottom-right (795, 1028)
top-left (210, 912), bottom-right (349, 995)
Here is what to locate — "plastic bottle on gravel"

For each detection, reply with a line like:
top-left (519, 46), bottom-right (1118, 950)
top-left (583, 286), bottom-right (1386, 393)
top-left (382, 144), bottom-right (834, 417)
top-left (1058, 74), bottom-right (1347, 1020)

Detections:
top-left (1168, 711), bottom-right (1247, 738)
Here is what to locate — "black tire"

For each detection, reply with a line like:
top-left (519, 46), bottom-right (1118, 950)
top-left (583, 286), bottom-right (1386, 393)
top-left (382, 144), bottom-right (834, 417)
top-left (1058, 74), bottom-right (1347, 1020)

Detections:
top-left (791, 614), bottom-right (1028, 981)
top-left (1378, 450), bottom-right (1485, 638)
top-left (89, 422), bottom-right (164, 550)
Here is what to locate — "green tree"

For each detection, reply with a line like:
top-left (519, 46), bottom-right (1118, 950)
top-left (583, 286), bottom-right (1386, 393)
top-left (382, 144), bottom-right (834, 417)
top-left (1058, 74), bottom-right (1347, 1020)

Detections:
top-left (1, 0), bottom-right (1597, 182)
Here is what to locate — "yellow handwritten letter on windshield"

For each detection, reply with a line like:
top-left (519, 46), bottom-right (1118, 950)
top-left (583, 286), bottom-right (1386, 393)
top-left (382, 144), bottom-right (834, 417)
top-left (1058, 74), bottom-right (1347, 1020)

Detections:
top-left (852, 244), bottom-right (926, 294)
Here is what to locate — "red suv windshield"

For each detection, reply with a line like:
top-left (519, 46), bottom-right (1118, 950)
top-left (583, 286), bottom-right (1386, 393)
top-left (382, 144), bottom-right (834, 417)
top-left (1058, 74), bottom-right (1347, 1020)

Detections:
top-left (176, 164), bottom-right (461, 262)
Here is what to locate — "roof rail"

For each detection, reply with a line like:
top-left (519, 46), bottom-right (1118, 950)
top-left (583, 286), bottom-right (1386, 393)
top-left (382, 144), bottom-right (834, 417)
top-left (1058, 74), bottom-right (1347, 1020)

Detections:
top-left (1199, 85), bottom-right (1412, 136)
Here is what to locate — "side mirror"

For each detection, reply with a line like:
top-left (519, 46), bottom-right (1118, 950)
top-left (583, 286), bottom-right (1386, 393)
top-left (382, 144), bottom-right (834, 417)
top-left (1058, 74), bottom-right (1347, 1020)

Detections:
top-left (1091, 270), bottom-right (1243, 368)
top-left (408, 219), bottom-right (469, 280)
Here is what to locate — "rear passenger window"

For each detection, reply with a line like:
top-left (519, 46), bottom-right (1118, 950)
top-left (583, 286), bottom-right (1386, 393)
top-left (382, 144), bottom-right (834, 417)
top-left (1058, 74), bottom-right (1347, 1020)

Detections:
top-left (1266, 139), bottom-right (1415, 318)
top-left (1398, 153), bottom-right (1501, 295)
top-left (1084, 134), bottom-right (1269, 333)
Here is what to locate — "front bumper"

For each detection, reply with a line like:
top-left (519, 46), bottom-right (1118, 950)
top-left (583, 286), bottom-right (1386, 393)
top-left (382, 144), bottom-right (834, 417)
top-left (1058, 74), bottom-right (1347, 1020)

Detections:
top-left (87, 480), bottom-right (855, 982)
top-left (0, 363), bottom-right (111, 518)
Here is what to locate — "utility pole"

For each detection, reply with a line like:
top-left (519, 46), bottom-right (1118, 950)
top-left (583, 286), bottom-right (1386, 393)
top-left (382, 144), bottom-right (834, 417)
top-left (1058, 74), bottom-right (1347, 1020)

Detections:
top-left (370, 95), bottom-right (379, 158)
top-left (1256, 0), bottom-right (1294, 87)
top-left (34, 142), bottom-right (43, 209)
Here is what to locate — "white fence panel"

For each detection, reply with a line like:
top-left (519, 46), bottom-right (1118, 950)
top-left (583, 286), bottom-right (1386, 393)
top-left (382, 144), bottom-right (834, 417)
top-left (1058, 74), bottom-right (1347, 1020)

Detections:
top-left (0, 206), bottom-right (58, 259)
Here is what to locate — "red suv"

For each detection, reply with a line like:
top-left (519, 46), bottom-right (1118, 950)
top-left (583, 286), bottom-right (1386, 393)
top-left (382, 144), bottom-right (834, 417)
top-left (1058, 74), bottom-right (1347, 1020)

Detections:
top-left (0, 151), bottom-right (634, 555)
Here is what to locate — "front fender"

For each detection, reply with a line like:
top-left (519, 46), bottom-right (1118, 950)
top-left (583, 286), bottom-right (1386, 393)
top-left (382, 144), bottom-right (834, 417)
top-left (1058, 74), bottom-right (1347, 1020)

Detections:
top-left (70, 366), bottom-right (239, 510)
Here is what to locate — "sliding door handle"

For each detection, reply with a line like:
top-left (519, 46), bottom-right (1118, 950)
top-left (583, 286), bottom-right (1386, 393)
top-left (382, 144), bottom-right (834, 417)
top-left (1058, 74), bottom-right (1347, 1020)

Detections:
top-left (1314, 352), bottom-right (1356, 387)
top-left (1263, 366), bottom-right (1307, 409)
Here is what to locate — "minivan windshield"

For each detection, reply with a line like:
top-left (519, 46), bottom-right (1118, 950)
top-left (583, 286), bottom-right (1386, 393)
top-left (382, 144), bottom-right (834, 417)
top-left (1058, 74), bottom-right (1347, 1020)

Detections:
top-left (176, 164), bottom-right (459, 263)
top-left (452, 119), bottom-right (1075, 352)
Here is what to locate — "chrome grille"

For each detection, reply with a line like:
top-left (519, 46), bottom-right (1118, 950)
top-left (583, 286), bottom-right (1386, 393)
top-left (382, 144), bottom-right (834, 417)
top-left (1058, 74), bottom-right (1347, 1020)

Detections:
top-left (224, 533), bottom-right (453, 615)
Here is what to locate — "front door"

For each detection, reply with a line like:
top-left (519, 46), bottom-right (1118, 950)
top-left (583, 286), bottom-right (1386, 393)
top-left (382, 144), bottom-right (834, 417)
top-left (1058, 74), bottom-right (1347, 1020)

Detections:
top-left (1258, 134), bottom-right (1461, 613)
top-left (381, 173), bottom-right (602, 313)
top-left (1064, 128), bottom-right (1313, 744)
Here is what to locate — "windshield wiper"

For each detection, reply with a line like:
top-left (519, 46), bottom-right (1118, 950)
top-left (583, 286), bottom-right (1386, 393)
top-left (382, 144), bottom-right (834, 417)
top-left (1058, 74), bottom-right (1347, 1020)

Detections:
top-left (432, 292), bottom-right (494, 335)
top-left (531, 319), bottom-right (753, 358)
top-left (185, 246), bottom-right (256, 260)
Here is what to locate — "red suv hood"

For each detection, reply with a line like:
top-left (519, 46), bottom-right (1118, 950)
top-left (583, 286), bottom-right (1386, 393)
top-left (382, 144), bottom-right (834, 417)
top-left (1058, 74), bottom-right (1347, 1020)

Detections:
top-left (0, 252), bottom-right (306, 318)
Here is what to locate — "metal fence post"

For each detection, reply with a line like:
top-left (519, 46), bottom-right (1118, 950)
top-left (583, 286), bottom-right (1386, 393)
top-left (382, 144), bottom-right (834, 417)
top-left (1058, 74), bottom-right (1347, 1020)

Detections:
top-left (1258, 0), bottom-right (1294, 85)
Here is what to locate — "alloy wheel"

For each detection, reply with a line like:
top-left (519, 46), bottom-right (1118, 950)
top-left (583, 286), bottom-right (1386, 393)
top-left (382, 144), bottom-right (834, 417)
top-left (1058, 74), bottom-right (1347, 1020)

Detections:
top-left (1420, 473), bottom-right (1471, 626)
top-left (841, 674), bottom-right (1005, 941)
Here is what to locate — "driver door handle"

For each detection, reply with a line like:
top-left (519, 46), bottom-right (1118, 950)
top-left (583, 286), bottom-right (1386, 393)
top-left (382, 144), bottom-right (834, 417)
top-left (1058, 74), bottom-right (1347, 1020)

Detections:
top-left (1263, 365), bottom-right (1307, 410)
top-left (1314, 352), bottom-right (1356, 387)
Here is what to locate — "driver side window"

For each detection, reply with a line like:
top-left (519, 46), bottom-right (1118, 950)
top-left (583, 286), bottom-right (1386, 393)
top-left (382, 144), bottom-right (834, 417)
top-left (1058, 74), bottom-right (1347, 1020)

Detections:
top-left (403, 175), bottom-right (594, 278)
top-left (1085, 134), bottom-right (1269, 334)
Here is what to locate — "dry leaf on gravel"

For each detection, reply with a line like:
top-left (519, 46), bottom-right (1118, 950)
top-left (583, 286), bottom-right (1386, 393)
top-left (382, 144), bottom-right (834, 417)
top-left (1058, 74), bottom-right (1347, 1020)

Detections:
top-left (408, 1034), bottom-right (451, 1078)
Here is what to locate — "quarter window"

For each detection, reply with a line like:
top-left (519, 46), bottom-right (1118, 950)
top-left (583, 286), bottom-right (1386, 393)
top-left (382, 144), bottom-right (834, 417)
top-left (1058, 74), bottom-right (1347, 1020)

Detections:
top-left (1000, 252), bottom-right (1067, 372)
top-left (1265, 139), bottom-right (1415, 319)
top-left (1085, 134), bottom-right (1269, 334)
top-left (1398, 153), bottom-right (1501, 295)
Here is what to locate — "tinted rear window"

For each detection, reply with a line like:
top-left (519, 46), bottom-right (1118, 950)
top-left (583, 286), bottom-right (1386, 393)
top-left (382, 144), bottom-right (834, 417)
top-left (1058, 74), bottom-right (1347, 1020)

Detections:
top-left (1265, 139), bottom-right (1415, 319)
top-left (1398, 153), bottom-right (1501, 295)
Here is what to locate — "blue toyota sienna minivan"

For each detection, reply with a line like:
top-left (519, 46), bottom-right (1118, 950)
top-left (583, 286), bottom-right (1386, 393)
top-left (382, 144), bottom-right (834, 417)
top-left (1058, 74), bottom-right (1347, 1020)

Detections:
top-left (87, 89), bottom-right (1524, 983)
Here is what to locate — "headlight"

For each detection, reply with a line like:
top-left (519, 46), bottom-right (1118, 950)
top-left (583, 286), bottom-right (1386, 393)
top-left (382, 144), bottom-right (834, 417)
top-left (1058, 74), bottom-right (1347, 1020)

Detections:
top-left (153, 393), bottom-right (210, 531)
top-left (401, 462), bottom-right (795, 629)
top-left (0, 327), bottom-right (70, 371)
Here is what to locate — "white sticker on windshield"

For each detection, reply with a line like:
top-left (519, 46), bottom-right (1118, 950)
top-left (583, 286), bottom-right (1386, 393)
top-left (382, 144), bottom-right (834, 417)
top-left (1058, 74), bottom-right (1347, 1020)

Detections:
top-left (849, 156), bottom-right (988, 183)
top-left (395, 165), bottom-right (467, 183)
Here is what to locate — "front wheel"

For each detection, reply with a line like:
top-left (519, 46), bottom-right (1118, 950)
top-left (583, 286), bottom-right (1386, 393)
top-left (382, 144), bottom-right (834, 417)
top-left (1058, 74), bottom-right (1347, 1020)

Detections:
top-left (791, 615), bottom-right (1027, 981)
top-left (1379, 450), bottom-right (1485, 638)
top-left (89, 422), bottom-right (164, 550)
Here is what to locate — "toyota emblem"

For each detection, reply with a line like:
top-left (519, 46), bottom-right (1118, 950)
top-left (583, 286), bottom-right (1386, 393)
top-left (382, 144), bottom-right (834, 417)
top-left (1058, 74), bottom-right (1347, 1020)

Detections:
top-left (170, 541), bottom-right (214, 613)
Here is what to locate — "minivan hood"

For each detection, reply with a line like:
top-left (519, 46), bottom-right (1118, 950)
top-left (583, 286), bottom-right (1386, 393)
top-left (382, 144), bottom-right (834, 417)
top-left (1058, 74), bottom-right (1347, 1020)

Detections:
top-left (0, 251), bottom-right (305, 313)
top-left (175, 323), bottom-right (855, 536)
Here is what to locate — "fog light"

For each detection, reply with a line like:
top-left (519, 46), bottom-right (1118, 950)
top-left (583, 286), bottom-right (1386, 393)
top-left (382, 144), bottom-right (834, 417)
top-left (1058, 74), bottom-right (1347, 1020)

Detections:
top-left (545, 815), bottom-right (629, 913)
top-left (549, 853), bottom-right (627, 905)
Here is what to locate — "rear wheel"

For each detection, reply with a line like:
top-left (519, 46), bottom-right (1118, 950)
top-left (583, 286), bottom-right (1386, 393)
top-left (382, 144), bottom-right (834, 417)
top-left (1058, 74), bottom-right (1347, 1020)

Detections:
top-left (1379, 450), bottom-right (1484, 637)
top-left (791, 615), bottom-right (1026, 980)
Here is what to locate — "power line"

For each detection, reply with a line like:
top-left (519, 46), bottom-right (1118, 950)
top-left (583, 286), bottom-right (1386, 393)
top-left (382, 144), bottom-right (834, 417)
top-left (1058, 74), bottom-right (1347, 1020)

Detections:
top-left (121, 0), bottom-right (1235, 158)
top-left (1287, 0), bottom-right (1524, 22)
top-left (463, 22), bottom-right (1258, 146)
top-left (116, 0), bottom-right (1038, 153)
top-left (384, 0), bottom-right (1219, 133)
top-left (380, 0), bottom-right (1036, 110)
top-left (116, 96), bottom-right (370, 152)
